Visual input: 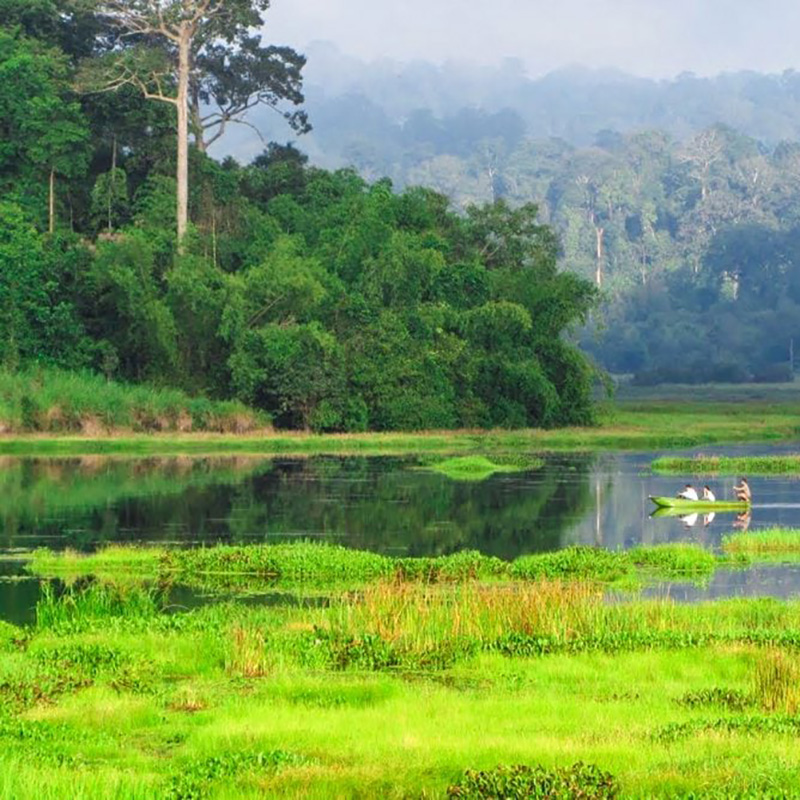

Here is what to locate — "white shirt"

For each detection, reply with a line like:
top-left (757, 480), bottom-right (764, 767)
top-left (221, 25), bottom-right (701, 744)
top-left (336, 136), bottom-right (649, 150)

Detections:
top-left (678, 487), bottom-right (698, 501)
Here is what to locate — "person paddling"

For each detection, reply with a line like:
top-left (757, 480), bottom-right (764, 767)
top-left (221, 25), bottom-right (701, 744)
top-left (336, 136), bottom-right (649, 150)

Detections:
top-left (702, 485), bottom-right (716, 502)
top-left (734, 477), bottom-right (751, 504)
top-left (677, 484), bottom-right (698, 501)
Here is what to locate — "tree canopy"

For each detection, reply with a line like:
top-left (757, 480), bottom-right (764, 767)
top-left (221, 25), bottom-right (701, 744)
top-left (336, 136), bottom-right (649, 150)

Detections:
top-left (0, 11), bottom-right (601, 430)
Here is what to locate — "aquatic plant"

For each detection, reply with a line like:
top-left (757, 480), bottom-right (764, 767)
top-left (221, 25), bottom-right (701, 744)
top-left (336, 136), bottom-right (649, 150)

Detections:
top-left (446, 762), bottom-right (619, 799)
top-left (35, 581), bottom-right (166, 632)
top-left (164, 750), bottom-right (310, 799)
top-left (26, 540), bottom-right (766, 591)
top-left (723, 529), bottom-right (800, 557)
top-left (675, 687), bottom-right (753, 712)
top-left (652, 454), bottom-right (800, 475)
top-left (421, 455), bottom-right (543, 481)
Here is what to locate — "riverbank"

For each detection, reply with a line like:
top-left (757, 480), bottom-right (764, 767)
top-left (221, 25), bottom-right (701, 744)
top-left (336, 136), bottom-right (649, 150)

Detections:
top-left (0, 368), bottom-right (266, 436)
top-left (1, 400), bottom-right (799, 455)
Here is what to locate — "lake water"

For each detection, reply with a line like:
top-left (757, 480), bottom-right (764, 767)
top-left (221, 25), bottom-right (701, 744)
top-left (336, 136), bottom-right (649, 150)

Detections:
top-left (3, 444), bottom-right (800, 624)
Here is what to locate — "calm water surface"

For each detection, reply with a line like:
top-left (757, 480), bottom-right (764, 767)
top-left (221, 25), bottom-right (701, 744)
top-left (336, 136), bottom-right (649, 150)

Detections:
top-left (3, 444), bottom-right (800, 623)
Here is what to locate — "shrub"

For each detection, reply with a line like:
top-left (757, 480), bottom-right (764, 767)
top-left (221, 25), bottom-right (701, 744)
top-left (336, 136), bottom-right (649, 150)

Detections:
top-left (446, 762), bottom-right (619, 799)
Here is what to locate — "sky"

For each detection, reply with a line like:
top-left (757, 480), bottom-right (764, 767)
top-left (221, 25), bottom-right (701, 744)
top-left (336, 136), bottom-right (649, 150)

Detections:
top-left (264, 0), bottom-right (800, 78)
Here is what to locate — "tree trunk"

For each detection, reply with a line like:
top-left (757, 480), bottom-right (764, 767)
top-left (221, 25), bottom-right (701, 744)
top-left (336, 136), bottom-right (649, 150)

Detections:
top-left (49, 168), bottom-right (55, 234)
top-left (594, 226), bottom-right (605, 287)
top-left (176, 25), bottom-right (191, 248)
top-left (190, 91), bottom-right (207, 153)
top-left (109, 136), bottom-right (117, 233)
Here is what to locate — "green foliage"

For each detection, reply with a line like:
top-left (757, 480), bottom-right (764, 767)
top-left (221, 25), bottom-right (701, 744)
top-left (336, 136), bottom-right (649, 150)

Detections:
top-left (0, 205), bottom-right (87, 369)
top-left (653, 455), bottom-right (800, 475)
top-left (164, 750), bottom-right (310, 800)
top-left (0, 10), bottom-right (601, 432)
top-left (0, 367), bottom-right (266, 433)
top-left (446, 762), bottom-right (619, 799)
top-left (676, 687), bottom-right (754, 712)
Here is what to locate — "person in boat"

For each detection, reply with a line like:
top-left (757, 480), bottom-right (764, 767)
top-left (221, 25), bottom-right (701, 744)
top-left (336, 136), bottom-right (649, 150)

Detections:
top-left (702, 485), bottom-right (716, 502)
top-left (733, 477), bottom-right (751, 504)
top-left (677, 484), bottom-right (698, 501)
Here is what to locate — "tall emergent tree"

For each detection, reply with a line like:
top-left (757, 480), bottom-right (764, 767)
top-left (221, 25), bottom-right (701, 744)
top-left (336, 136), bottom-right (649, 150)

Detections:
top-left (82, 0), bottom-right (307, 245)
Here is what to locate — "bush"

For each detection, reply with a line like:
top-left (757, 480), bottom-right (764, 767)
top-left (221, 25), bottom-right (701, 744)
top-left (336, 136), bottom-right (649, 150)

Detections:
top-left (446, 762), bottom-right (619, 799)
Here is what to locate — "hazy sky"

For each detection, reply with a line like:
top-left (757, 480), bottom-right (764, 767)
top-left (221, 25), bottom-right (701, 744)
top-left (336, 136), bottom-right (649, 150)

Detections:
top-left (265, 0), bottom-right (800, 78)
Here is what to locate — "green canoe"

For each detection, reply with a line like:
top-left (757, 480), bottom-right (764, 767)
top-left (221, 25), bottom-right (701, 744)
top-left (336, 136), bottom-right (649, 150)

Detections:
top-left (649, 496), bottom-right (750, 511)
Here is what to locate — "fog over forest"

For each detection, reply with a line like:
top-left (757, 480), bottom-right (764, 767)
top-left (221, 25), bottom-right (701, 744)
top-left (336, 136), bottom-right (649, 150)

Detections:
top-left (264, 0), bottom-right (800, 78)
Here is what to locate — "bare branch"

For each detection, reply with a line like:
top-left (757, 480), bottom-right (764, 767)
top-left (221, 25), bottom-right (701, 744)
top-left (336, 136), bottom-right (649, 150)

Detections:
top-left (206, 116), bottom-right (266, 150)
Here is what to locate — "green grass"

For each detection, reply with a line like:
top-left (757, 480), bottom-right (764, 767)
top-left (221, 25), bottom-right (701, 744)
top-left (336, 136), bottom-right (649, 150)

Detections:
top-left (0, 368), bottom-right (267, 435)
top-left (652, 454), bottom-right (800, 475)
top-left (24, 541), bottom-right (724, 589)
top-left (723, 528), bottom-right (800, 558)
top-left (9, 581), bottom-right (800, 796)
top-left (2, 398), bottom-right (800, 456)
top-left (23, 540), bottom-right (755, 597)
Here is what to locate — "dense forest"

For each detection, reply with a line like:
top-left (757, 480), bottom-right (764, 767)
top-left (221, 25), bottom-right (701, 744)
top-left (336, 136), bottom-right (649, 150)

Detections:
top-left (238, 46), bottom-right (800, 384)
top-left (0, 1), bottom-right (599, 431)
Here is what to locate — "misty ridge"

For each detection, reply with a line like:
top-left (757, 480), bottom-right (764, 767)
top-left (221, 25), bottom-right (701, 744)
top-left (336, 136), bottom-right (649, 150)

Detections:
top-left (221, 40), bottom-right (800, 166)
top-left (217, 42), bottom-right (800, 385)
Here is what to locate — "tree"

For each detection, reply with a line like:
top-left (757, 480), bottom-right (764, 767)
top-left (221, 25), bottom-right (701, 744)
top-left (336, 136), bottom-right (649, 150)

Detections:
top-left (0, 30), bottom-right (89, 232)
top-left (83, 0), bottom-right (307, 245)
top-left (191, 34), bottom-right (309, 152)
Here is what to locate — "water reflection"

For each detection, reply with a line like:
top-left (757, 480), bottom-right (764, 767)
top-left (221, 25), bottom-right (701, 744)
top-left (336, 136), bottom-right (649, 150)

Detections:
top-left (3, 446), bottom-right (800, 621)
top-left (0, 454), bottom-right (594, 559)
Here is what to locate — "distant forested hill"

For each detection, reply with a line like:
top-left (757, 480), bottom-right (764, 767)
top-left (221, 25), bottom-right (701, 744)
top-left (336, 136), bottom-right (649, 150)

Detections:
top-left (222, 44), bottom-right (800, 385)
top-left (223, 41), bottom-right (800, 166)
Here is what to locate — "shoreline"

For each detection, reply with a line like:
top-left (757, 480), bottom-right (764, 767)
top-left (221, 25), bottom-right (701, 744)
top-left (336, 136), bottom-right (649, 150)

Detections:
top-left (1, 402), bottom-right (799, 455)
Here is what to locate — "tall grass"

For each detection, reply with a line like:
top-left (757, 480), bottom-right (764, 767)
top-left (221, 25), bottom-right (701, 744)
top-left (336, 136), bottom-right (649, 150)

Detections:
top-left (754, 649), bottom-right (800, 713)
top-left (0, 368), bottom-right (268, 434)
top-left (35, 582), bottom-right (165, 631)
top-left (723, 529), bottom-right (800, 557)
top-left (652, 454), bottom-right (800, 475)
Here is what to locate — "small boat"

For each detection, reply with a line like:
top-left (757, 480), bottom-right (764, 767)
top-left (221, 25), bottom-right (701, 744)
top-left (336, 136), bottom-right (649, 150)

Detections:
top-left (648, 496), bottom-right (750, 511)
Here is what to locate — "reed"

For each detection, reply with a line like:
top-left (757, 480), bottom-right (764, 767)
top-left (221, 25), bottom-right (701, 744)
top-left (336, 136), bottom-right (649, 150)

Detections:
top-left (3, 398), bottom-right (800, 456)
top-left (723, 529), bottom-right (800, 556)
top-left (0, 367), bottom-right (267, 435)
top-left (753, 649), bottom-right (800, 713)
top-left (652, 454), bottom-right (800, 474)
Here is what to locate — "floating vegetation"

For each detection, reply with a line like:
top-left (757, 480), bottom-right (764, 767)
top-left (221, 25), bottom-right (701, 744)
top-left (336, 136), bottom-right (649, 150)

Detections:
top-left (420, 454), bottom-right (543, 481)
top-left (723, 529), bottom-right (800, 557)
top-left (26, 541), bottom-right (736, 590)
top-left (652, 454), bottom-right (800, 475)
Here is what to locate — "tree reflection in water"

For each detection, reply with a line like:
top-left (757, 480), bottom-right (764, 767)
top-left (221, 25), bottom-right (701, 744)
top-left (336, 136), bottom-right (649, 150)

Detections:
top-left (0, 455), bottom-right (594, 560)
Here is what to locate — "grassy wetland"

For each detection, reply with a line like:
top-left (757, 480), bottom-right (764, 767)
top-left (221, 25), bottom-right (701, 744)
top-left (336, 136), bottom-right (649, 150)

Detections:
top-left (6, 542), bottom-right (800, 797)
top-left (5, 388), bottom-right (800, 797)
